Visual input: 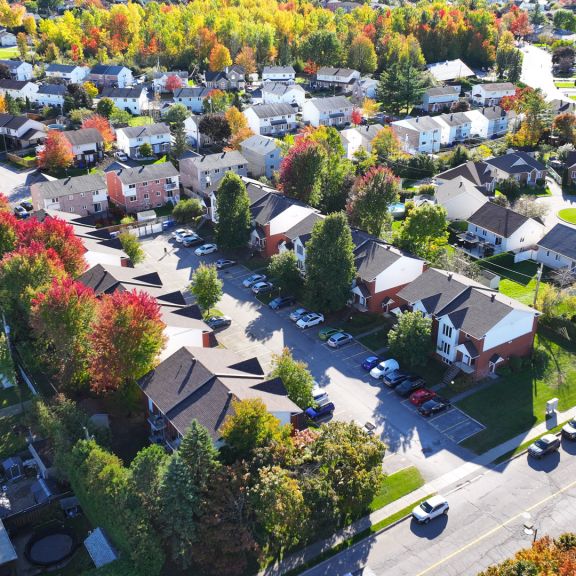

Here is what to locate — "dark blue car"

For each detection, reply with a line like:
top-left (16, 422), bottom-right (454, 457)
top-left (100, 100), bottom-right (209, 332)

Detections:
top-left (305, 401), bottom-right (335, 421)
top-left (269, 296), bottom-right (296, 310)
top-left (361, 356), bottom-right (381, 371)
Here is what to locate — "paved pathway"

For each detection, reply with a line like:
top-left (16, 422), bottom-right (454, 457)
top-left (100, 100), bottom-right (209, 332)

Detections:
top-left (259, 405), bottom-right (576, 576)
top-left (521, 44), bottom-right (571, 102)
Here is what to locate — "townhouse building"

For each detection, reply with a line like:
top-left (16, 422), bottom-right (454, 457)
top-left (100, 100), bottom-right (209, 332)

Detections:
top-left (100, 86), bottom-right (148, 115)
top-left (0, 59), bottom-right (33, 81)
top-left (116, 123), bottom-right (171, 159)
top-left (434, 112), bottom-right (471, 145)
top-left (421, 86), bottom-right (460, 113)
top-left (261, 66), bottom-right (296, 83)
top-left (0, 79), bottom-right (38, 100)
top-left (391, 116), bottom-right (442, 154)
top-left (172, 87), bottom-right (212, 114)
top-left (88, 64), bottom-right (133, 88)
top-left (301, 96), bottom-right (354, 127)
top-left (45, 64), bottom-right (90, 84)
top-left (471, 82), bottom-right (516, 107)
top-left (262, 83), bottom-right (306, 108)
top-left (243, 103), bottom-right (297, 136)
top-left (63, 128), bottom-right (104, 167)
top-left (240, 134), bottom-right (282, 179)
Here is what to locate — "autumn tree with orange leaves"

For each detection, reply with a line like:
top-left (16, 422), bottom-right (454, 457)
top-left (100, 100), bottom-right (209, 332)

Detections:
top-left (209, 44), bottom-right (232, 72)
top-left (82, 115), bottom-right (115, 150)
top-left (37, 131), bottom-right (74, 173)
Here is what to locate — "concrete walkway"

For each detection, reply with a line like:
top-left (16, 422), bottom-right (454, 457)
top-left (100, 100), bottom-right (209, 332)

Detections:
top-left (259, 406), bottom-right (576, 576)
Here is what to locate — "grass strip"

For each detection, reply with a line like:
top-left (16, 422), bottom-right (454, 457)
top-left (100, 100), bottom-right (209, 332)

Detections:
top-left (369, 466), bottom-right (425, 512)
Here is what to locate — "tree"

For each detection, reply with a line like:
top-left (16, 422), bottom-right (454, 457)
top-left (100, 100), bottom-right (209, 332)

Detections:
top-left (0, 63), bottom-right (10, 80)
top-left (139, 142), bottom-right (153, 158)
top-left (348, 35), bottom-right (377, 74)
top-left (377, 63), bottom-right (428, 115)
top-left (215, 172), bottom-right (251, 250)
top-left (387, 311), bottom-right (433, 368)
top-left (164, 103), bottom-right (189, 160)
top-left (305, 212), bottom-right (356, 313)
top-left (301, 30), bottom-right (342, 67)
top-left (109, 106), bottom-right (133, 126)
top-left (119, 231), bottom-right (145, 265)
top-left (234, 46), bottom-right (257, 75)
top-left (226, 127), bottom-right (254, 150)
top-left (553, 9), bottom-right (576, 32)
top-left (513, 195), bottom-right (549, 220)
top-left (16, 32), bottom-right (27, 60)
top-left (351, 108), bottom-right (362, 126)
top-left (371, 127), bottom-right (401, 163)
top-left (449, 145), bottom-right (470, 167)
top-left (347, 166), bottom-right (400, 237)
top-left (37, 130), bottom-right (74, 172)
top-left (31, 278), bottom-right (97, 391)
top-left (64, 83), bottom-right (93, 113)
top-left (267, 251), bottom-right (303, 297)
top-left (96, 97), bottom-right (115, 118)
top-left (89, 290), bottom-right (166, 393)
top-left (82, 81), bottom-right (98, 99)
top-left (496, 42), bottom-right (523, 83)
top-left (310, 421), bottom-right (386, 519)
top-left (362, 98), bottom-right (379, 118)
top-left (189, 263), bottom-right (222, 316)
top-left (450, 100), bottom-right (470, 113)
top-left (225, 106), bottom-right (248, 136)
top-left (172, 198), bottom-right (203, 224)
top-left (498, 177), bottom-right (521, 201)
top-left (553, 113), bottom-right (576, 144)
top-left (433, 250), bottom-right (481, 282)
top-left (82, 114), bottom-right (114, 149)
top-left (209, 43), bottom-right (232, 72)
top-left (552, 45), bottom-right (575, 74)
top-left (178, 420), bottom-right (221, 491)
top-left (198, 114), bottom-right (231, 144)
top-left (510, 88), bottom-right (550, 147)
top-left (376, 65), bottom-right (403, 115)
top-left (0, 212), bottom-right (17, 258)
top-left (270, 347), bottom-right (314, 409)
top-left (396, 204), bottom-right (449, 260)
top-left (279, 139), bottom-right (326, 206)
top-left (204, 89), bottom-right (232, 114)
top-left (220, 398), bottom-right (292, 461)
top-left (165, 74), bottom-right (183, 93)
top-left (318, 155), bottom-right (355, 214)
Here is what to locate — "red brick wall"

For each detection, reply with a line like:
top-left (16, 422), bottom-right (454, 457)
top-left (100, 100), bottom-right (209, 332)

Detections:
top-left (106, 172), bottom-right (178, 214)
top-left (262, 227), bottom-right (290, 258)
top-left (106, 171), bottom-right (125, 209)
top-left (365, 281), bottom-right (414, 314)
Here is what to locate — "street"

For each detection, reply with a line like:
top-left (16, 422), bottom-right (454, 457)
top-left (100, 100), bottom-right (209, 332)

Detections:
top-left (303, 439), bottom-right (576, 576)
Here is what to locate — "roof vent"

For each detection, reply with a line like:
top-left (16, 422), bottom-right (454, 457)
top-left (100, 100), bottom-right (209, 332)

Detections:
top-left (491, 293), bottom-right (496, 302)
top-left (447, 273), bottom-right (453, 281)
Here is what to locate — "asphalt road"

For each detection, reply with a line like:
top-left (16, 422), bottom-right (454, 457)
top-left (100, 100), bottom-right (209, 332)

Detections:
top-left (141, 234), bottom-right (473, 481)
top-left (303, 439), bottom-right (576, 576)
top-left (520, 43), bottom-right (571, 102)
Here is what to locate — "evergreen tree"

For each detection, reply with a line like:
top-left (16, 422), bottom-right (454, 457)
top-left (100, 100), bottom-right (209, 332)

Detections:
top-left (215, 173), bottom-right (251, 250)
top-left (376, 65), bottom-right (403, 115)
top-left (387, 310), bottom-right (433, 368)
top-left (179, 420), bottom-right (221, 491)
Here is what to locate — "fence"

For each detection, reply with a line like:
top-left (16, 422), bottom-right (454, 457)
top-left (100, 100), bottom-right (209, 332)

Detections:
top-left (547, 166), bottom-right (562, 185)
top-left (6, 149), bottom-right (37, 169)
top-left (513, 249), bottom-right (537, 264)
top-left (4, 492), bottom-right (73, 530)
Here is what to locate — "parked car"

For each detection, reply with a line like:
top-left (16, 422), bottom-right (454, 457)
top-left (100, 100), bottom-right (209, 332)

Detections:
top-left (296, 312), bottom-right (325, 329)
top-left (20, 200), bottom-right (33, 212)
top-left (182, 233), bottom-right (203, 247)
top-left (242, 273), bottom-right (266, 288)
top-left (412, 496), bottom-right (449, 524)
top-left (195, 243), bottom-right (218, 256)
top-left (205, 316), bottom-right (231, 330)
top-left (361, 356), bottom-right (381, 371)
top-left (269, 296), bottom-right (295, 310)
top-left (312, 383), bottom-right (329, 404)
top-left (216, 259), bottom-right (236, 269)
top-left (13, 205), bottom-right (28, 219)
top-left (318, 327), bottom-right (342, 341)
top-left (528, 434), bottom-right (561, 458)
top-left (370, 359), bottom-right (400, 380)
top-left (418, 397), bottom-right (451, 416)
top-left (115, 150), bottom-right (128, 161)
top-left (383, 369), bottom-right (411, 388)
top-left (251, 281), bottom-right (274, 294)
top-left (172, 228), bottom-right (193, 242)
top-left (410, 389), bottom-right (437, 406)
top-left (327, 332), bottom-right (353, 348)
top-left (562, 418), bottom-right (576, 440)
top-left (395, 376), bottom-right (426, 397)
top-left (289, 307), bottom-right (308, 322)
top-left (305, 399), bottom-right (335, 421)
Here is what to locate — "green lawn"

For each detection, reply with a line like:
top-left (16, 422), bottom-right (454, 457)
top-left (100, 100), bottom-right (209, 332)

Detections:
top-left (458, 334), bottom-right (576, 454)
top-left (0, 47), bottom-right (19, 58)
top-left (336, 313), bottom-right (394, 337)
top-left (0, 414), bottom-right (28, 461)
top-left (369, 466), bottom-right (424, 512)
top-left (358, 329), bottom-right (390, 352)
top-left (128, 115), bottom-right (154, 127)
top-left (558, 208), bottom-right (576, 224)
top-left (554, 81), bottom-right (575, 88)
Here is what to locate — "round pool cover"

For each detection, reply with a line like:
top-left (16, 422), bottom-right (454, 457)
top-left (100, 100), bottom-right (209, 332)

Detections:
top-left (25, 525), bottom-right (77, 566)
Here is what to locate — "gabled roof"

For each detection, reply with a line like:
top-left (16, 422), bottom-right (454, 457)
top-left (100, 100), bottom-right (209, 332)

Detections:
top-left (204, 65), bottom-right (245, 82)
top-left (78, 263), bottom-right (163, 294)
top-left (0, 113), bottom-right (30, 130)
top-left (354, 240), bottom-right (409, 282)
top-left (437, 112), bottom-right (470, 127)
top-left (478, 106), bottom-right (514, 121)
top-left (0, 59), bottom-right (27, 71)
top-left (262, 66), bottom-right (295, 75)
top-left (240, 134), bottom-right (280, 154)
top-left (173, 86), bottom-right (211, 99)
top-left (393, 116), bottom-right (442, 132)
top-left (63, 128), bottom-right (104, 146)
top-left (251, 192), bottom-right (302, 227)
top-left (285, 212), bottom-right (324, 244)
top-left (467, 202), bottom-right (537, 237)
top-left (435, 160), bottom-right (495, 190)
top-left (116, 123), bottom-right (170, 139)
top-left (138, 347), bottom-right (299, 440)
top-left (484, 151), bottom-right (545, 175)
top-left (0, 79), bottom-right (32, 90)
top-left (426, 59), bottom-right (474, 82)
top-left (33, 174), bottom-right (106, 200)
top-left (246, 103), bottom-right (295, 118)
top-left (182, 151), bottom-right (246, 171)
top-left (474, 82), bottom-right (515, 93)
top-left (316, 67), bottom-right (359, 77)
top-left (425, 86), bottom-right (460, 97)
top-left (84, 528), bottom-right (117, 568)
top-left (112, 161), bottom-right (179, 185)
top-left (37, 84), bottom-right (66, 96)
top-left (100, 86), bottom-right (145, 99)
top-left (306, 95), bottom-right (353, 112)
top-left (435, 176), bottom-right (490, 203)
top-left (537, 223), bottom-right (576, 260)
top-left (90, 64), bottom-right (129, 76)
top-left (46, 63), bottom-right (84, 73)
top-left (262, 82), bottom-right (305, 97)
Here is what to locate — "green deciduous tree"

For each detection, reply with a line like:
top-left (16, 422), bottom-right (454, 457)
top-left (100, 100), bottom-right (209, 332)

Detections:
top-left (119, 231), bottom-right (145, 265)
top-left (301, 30), bottom-right (342, 67)
top-left (172, 198), bottom-right (204, 224)
top-left (348, 35), bottom-right (377, 74)
top-left (267, 251), bottom-right (303, 297)
top-left (387, 310), bottom-right (433, 368)
top-left (215, 172), bottom-right (251, 250)
top-left (139, 142), bottom-right (153, 158)
top-left (270, 347), bottom-right (314, 409)
top-left (371, 127), bottom-right (402, 164)
top-left (199, 113), bottom-right (231, 143)
top-left (396, 203), bottom-right (449, 260)
top-left (189, 263), bottom-right (222, 315)
top-left (305, 212), bottom-right (356, 313)
top-left (96, 97), bottom-right (115, 118)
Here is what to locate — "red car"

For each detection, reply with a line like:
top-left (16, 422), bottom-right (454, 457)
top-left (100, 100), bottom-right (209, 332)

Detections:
top-left (409, 389), bottom-right (436, 406)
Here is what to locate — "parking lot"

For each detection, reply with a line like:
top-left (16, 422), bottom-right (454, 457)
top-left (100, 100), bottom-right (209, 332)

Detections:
top-left (0, 163), bottom-right (45, 204)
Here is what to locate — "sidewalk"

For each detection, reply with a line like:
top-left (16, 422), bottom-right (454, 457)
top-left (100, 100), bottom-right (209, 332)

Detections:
top-left (259, 406), bottom-right (575, 576)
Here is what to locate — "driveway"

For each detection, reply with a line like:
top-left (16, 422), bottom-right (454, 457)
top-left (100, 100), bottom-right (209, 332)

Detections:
top-left (140, 233), bottom-right (476, 482)
top-left (521, 44), bottom-right (572, 102)
top-left (536, 177), bottom-right (576, 229)
top-left (0, 163), bottom-right (46, 204)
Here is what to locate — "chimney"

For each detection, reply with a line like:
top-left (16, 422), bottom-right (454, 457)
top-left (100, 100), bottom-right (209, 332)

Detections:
top-left (491, 293), bottom-right (496, 302)
top-left (447, 273), bottom-right (453, 281)
top-left (450, 114), bottom-right (453, 121)
top-left (459, 181), bottom-right (463, 187)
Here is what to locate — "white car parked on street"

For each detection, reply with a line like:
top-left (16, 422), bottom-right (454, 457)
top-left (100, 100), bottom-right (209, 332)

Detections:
top-left (194, 243), bottom-right (218, 256)
top-left (412, 496), bottom-right (449, 524)
top-left (370, 359), bottom-right (400, 380)
top-left (296, 312), bottom-right (325, 329)
top-left (172, 228), bottom-right (193, 242)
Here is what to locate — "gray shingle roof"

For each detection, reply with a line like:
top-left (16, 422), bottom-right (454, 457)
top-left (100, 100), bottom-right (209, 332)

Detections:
top-left (484, 151), bottom-right (545, 175)
top-left (426, 59), bottom-right (474, 81)
top-left (240, 134), bottom-right (280, 154)
top-left (476, 82), bottom-right (515, 93)
top-left (0, 79), bottom-right (30, 90)
top-left (537, 223), bottom-right (576, 260)
top-left (246, 103), bottom-right (295, 118)
top-left (436, 160), bottom-right (495, 189)
top-left (33, 174), bottom-right (106, 200)
top-left (116, 123), bottom-right (170, 139)
top-left (425, 86), bottom-right (460, 97)
top-left (438, 112), bottom-right (470, 127)
top-left (0, 59), bottom-right (26, 71)
top-left (262, 82), bottom-right (305, 97)
top-left (479, 106), bottom-right (514, 120)
top-left (113, 161), bottom-right (179, 185)
top-left (46, 63), bottom-right (80, 73)
top-left (100, 86), bottom-right (145, 99)
top-left (63, 128), bottom-right (104, 146)
top-left (308, 96), bottom-right (353, 112)
top-left (262, 66), bottom-right (295, 75)
top-left (354, 240), bottom-right (406, 282)
top-left (316, 67), bottom-right (359, 77)
top-left (90, 64), bottom-right (128, 76)
top-left (0, 113), bottom-right (30, 130)
top-left (467, 202), bottom-right (533, 237)
top-left (285, 212), bottom-right (324, 243)
top-left (182, 151), bottom-right (246, 171)
top-left (78, 263), bottom-right (163, 294)
top-left (37, 84), bottom-right (66, 95)
top-left (173, 86), bottom-right (211, 98)
top-left (394, 116), bottom-right (442, 132)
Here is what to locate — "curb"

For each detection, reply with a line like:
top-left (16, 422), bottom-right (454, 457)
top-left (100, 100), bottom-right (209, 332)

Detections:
top-left (491, 429), bottom-right (565, 467)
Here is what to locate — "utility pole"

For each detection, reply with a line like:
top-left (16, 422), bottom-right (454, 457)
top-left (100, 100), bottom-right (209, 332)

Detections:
top-left (532, 262), bottom-right (544, 309)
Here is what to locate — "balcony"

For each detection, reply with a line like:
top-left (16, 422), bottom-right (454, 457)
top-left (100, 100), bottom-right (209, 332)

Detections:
top-left (147, 414), bottom-right (167, 432)
top-left (164, 182), bottom-right (177, 191)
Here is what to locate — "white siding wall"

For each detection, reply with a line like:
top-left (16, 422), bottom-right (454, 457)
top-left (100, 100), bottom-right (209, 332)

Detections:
top-left (483, 310), bottom-right (534, 351)
top-left (374, 257), bottom-right (424, 293)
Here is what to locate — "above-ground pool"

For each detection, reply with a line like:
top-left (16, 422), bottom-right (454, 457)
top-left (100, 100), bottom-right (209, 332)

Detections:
top-left (46, 123), bottom-right (66, 131)
top-left (388, 202), bottom-right (406, 218)
top-left (25, 524), bottom-right (77, 567)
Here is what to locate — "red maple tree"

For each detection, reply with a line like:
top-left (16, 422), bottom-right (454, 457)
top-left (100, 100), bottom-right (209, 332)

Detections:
top-left (37, 131), bottom-right (74, 173)
top-left (165, 74), bottom-right (183, 92)
top-left (82, 114), bottom-right (115, 149)
top-left (351, 108), bottom-right (363, 126)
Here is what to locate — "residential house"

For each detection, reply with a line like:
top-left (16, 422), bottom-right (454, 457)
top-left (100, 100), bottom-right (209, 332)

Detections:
top-left (395, 268), bottom-right (539, 379)
top-left (434, 176), bottom-right (489, 221)
top-left (434, 112), bottom-right (471, 145)
top-left (350, 239), bottom-right (426, 313)
top-left (243, 103), bottom-right (297, 136)
top-left (562, 150), bottom-right (576, 187)
top-left (0, 79), bottom-right (38, 100)
top-left (549, 98), bottom-right (576, 116)
top-left (240, 134), bottom-right (282, 179)
top-left (280, 212), bottom-right (325, 271)
top-left (0, 113), bottom-right (46, 148)
top-left (426, 59), bottom-right (474, 83)
top-left (262, 82), bottom-right (306, 108)
top-left (340, 123), bottom-right (383, 159)
top-left (536, 223), bottom-right (576, 272)
top-left (63, 129), bottom-right (104, 167)
top-left (302, 96), bottom-right (354, 127)
top-left (0, 59), bottom-right (33, 81)
top-left (106, 162), bottom-right (180, 213)
top-left (32, 84), bottom-right (66, 108)
top-left (465, 202), bottom-right (545, 256)
top-left (484, 151), bottom-right (547, 186)
top-left (183, 114), bottom-right (213, 148)
top-left (435, 160), bottom-right (497, 194)
top-left (314, 67), bottom-right (360, 92)
top-left (351, 77), bottom-right (379, 102)
top-left (152, 70), bottom-right (189, 93)
top-left (0, 29), bottom-right (16, 47)
top-left (31, 174), bottom-right (108, 216)
top-left (464, 106), bottom-right (515, 139)
top-left (116, 123), bottom-right (171, 159)
top-left (391, 116), bottom-right (442, 154)
top-left (172, 86), bottom-right (212, 113)
top-left (88, 64), bottom-right (133, 88)
top-left (421, 86), bottom-right (460, 113)
top-left (204, 65), bottom-right (245, 90)
top-left (325, 0), bottom-right (362, 12)
top-left (45, 64), bottom-right (89, 84)
top-left (100, 87), bottom-right (148, 115)
top-left (471, 82), bottom-right (516, 107)
top-left (262, 66), bottom-right (296, 83)
top-left (138, 346), bottom-right (301, 450)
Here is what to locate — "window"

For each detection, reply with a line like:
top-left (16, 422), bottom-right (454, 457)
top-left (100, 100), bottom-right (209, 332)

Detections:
top-left (129, 184), bottom-right (136, 189)
top-left (442, 341), bottom-right (451, 355)
top-left (137, 138), bottom-right (142, 142)
top-left (142, 181), bottom-right (148, 187)
top-left (546, 250), bottom-right (550, 256)
top-left (520, 237), bottom-right (525, 243)
top-left (68, 195), bottom-right (74, 200)
top-left (129, 196), bottom-right (137, 202)
top-left (82, 205), bottom-right (88, 210)
top-left (166, 178), bottom-right (173, 184)
top-left (156, 191), bottom-right (161, 196)
top-left (442, 324), bottom-right (453, 338)
top-left (495, 237), bottom-right (502, 245)
top-left (144, 193), bottom-right (149, 199)
top-left (94, 203), bottom-right (102, 212)
top-left (482, 230), bottom-right (487, 236)
top-left (155, 180), bottom-right (160, 184)
top-left (214, 169), bottom-right (220, 174)
top-left (93, 191), bottom-right (100, 197)
top-left (555, 254), bottom-right (560, 260)
top-left (69, 207), bottom-right (74, 212)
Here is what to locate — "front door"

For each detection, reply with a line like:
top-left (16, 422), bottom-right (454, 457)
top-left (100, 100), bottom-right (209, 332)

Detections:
top-left (462, 354), bottom-right (471, 366)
